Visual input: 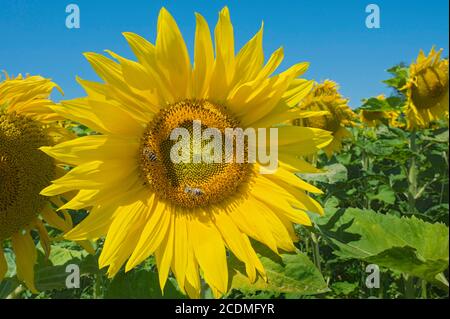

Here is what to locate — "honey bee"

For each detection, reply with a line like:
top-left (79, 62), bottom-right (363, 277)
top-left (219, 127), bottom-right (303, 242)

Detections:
top-left (184, 186), bottom-right (204, 197)
top-left (142, 147), bottom-right (157, 162)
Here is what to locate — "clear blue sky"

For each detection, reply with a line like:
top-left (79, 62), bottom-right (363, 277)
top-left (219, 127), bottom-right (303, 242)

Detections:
top-left (1, 0), bottom-right (448, 107)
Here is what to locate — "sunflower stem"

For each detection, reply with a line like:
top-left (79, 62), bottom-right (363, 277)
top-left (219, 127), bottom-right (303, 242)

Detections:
top-left (404, 130), bottom-right (419, 299)
top-left (404, 275), bottom-right (416, 299)
top-left (310, 232), bottom-right (321, 272)
top-left (6, 285), bottom-right (24, 299)
top-left (308, 155), bottom-right (322, 272)
top-left (408, 130), bottom-right (418, 214)
top-left (93, 274), bottom-right (102, 299)
top-left (439, 150), bottom-right (448, 205)
top-left (420, 279), bottom-right (428, 299)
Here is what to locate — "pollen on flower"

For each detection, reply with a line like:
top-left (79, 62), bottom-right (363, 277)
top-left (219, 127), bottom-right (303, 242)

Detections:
top-left (139, 99), bottom-right (254, 209)
top-left (0, 112), bottom-right (55, 240)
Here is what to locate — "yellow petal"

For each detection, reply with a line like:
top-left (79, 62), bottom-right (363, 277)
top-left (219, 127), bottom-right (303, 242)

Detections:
top-left (171, 213), bottom-right (189, 291)
top-left (190, 213), bottom-right (228, 294)
top-left (268, 166), bottom-right (323, 194)
top-left (122, 32), bottom-right (156, 70)
top-left (184, 244), bottom-right (201, 299)
top-left (155, 213), bottom-right (175, 291)
top-left (41, 160), bottom-right (138, 196)
top-left (192, 13), bottom-right (214, 99)
top-left (65, 204), bottom-right (116, 241)
top-left (233, 23), bottom-right (264, 87)
top-left (229, 200), bottom-right (278, 253)
top-left (156, 8), bottom-right (191, 100)
top-left (213, 209), bottom-right (261, 283)
top-left (99, 194), bottom-right (149, 269)
top-left (40, 135), bottom-right (139, 166)
top-left (125, 201), bottom-right (170, 271)
top-left (34, 219), bottom-right (51, 258)
top-left (0, 249), bottom-right (7, 282)
top-left (209, 7), bottom-right (235, 101)
top-left (41, 205), bottom-right (70, 232)
top-left (252, 199), bottom-right (295, 252)
top-left (11, 231), bottom-right (37, 293)
top-left (230, 62), bottom-right (309, 125)
top-left (251, 180), bottom-right (313, 226)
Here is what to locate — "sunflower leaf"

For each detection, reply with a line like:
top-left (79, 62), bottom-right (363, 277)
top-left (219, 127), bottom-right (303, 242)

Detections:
top-left (0, 277), bottom-right (20, 299)
top-left (298, 163), bottom-right (348, 184)
top-left (104, 269), bottom-right (185, 299)
top-left (313, 207), bottom-right (449, 289)
top-left (228, 243), bottom-right (329, 297)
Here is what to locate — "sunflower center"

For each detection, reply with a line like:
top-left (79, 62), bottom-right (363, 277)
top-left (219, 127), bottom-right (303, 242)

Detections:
top-left (139, 100), bottom-right (253, 209)
top-left (362, 110), bottom-right (385, 121)
top-left (0, 112), bottom-right (55, 240)
top-left (411, 66), bottom-right (449, 110)
top-left (303, 103), bottom-right (341, 133)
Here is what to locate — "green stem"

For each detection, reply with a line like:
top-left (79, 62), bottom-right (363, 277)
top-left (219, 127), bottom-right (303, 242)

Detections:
top-left (308, 155), bottom-right (321, 272)
top-left (408, 130), bottom-right (418, 214)
top-left (6, 285), bottom-right (24, 299)
top-left (310, 232), bottom-right (321, 272)
top-left (439, 150), bottom-right (448, 205)
top-left (361, 149), bottom-right (371, 209)
top-left (404, 275), bottom-right (415, 299)
top-left (404, 131), bottom-right (418, 298)
top-left (420, 279), bottom-right (427, 299)
top-left (93, 274), bottom-right (102, 299)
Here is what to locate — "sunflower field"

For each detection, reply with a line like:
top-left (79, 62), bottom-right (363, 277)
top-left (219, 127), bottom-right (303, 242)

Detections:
top-left (0, 7), bottom-right (448, 301)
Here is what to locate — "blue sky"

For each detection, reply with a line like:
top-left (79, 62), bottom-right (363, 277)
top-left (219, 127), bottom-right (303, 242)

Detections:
top-left (0, 0), bottom-right (448, 107)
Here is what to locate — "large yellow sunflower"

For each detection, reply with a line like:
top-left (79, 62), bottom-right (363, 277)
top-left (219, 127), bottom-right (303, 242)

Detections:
top-left (0, 74), bottom-right (78, 292)
top-left (41, 7), bottom-right (332, 298)
top-left (404, 47), bottom-right (449, 130)
top-left (293, 80), bottom-right (355, 157)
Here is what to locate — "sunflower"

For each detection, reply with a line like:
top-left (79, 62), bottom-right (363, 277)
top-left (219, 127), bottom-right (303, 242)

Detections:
top-left (359, 95), bottom-right (403, 128)
top-left (404, 47), bottom-right (449, 130)
top-left (293, 80), bottom-right (355, 157)
top-left (41, 7), bottom-right (332, 298)
top-left (0, 73), bottom-right (78, 292)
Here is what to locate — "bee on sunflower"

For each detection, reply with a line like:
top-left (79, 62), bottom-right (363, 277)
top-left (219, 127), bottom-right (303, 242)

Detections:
top-left (40, 7), bottom-right (333, 298)
top-left (0, 73), bottom-right (80, 292)
top-left (293, 80), bottom-right (356, 158)
top-left (404, 47), bottom-right (449, 130)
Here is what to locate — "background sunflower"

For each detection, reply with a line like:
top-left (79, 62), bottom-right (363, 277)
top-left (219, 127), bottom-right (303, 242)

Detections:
top-left (404, 47), bottom-right (449, 130)
top-left (293, 80), bottom-right (356, 158)
top-left (0, 74), bottom-right (81, 292)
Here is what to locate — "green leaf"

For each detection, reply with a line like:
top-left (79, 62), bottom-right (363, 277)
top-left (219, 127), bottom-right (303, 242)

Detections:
top-left (331, 281), bottom-right (359, 296)
top-left (368, 185), bottom-right (396, 205)
top-left (383, 64), bottom-right (409, 91)
top-left (0, 278), bottom-right (20, 299)
top-left (313, 208), bottom-right (449, 289)
top-left (104, 269), bottom-right (185, 299)
top-left (34, 246), bottom-right (99, 291)
top-left (229, 243), bottom-right (329, 296)
top-left (359, 96), bottom-right (404, 112)
top-left (298, 163), bottom-right (348, 184)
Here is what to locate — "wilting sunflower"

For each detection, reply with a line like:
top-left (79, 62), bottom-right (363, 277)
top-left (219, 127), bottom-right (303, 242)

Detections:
top-left (404, 47), bottom-right (449, 130)
top-left (0, 74), bottom-right (77, 291)
top-left (293, 80), bottom-right (355, 157)
top-left (41, 7), bottom-right (332, 298)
